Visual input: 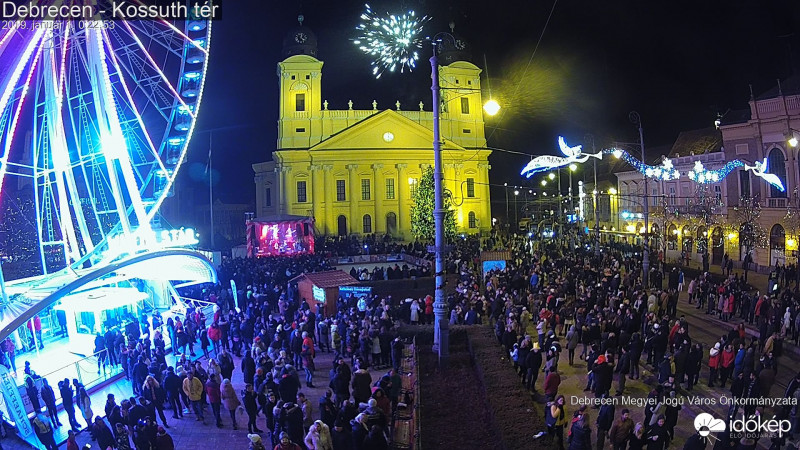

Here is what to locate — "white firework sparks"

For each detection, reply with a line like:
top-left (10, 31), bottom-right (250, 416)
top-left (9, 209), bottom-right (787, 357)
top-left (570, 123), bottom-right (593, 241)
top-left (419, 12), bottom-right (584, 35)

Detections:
top-left (353, 4), bottom-right (431, 79)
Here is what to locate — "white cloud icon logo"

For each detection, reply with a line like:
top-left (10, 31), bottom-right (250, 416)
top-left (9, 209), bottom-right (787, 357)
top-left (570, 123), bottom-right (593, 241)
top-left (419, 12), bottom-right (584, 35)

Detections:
top-left (695, 413), bottom-right (726, 437)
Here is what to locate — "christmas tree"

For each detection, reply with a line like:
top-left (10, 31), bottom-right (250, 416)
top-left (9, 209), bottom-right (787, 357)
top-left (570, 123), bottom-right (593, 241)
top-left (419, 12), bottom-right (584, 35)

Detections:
top-left (410, 166), bottom-right (457, 242)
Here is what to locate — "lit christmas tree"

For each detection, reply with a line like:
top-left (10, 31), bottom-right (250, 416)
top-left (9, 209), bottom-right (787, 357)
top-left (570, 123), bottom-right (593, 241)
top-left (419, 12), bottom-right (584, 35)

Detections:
top-left (732, 196), bottom-right (768, 257)
top-left (410, 166), bottom-right (456, 242)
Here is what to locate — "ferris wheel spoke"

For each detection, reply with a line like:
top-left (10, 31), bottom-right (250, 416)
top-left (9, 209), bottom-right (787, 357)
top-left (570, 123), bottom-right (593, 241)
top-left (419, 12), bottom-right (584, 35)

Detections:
top-left (107, 24), bottom-right (179, 122)
top-left (119, 21), bottom-right (194, 121)
top-left (0, 28), bottom-right (46, 198)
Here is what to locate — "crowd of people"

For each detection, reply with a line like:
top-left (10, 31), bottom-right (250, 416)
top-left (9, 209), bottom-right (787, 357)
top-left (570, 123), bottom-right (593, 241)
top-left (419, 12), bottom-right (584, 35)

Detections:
top-left (19, 229), bottom-right (800, 450)
top-left (475, 236), bottom-right (800, 449)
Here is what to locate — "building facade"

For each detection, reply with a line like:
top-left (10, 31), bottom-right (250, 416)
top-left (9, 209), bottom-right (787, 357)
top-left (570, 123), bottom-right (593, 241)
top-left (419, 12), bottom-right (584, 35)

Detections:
top-left (253, 21), bottom-right (492, 240)
top-left (719, 80), bottom-right (800, 267)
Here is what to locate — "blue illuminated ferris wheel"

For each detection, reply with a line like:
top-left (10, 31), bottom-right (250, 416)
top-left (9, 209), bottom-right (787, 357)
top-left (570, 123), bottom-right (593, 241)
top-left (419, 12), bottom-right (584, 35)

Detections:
top-left (0, 5), bottom-right (211, 277)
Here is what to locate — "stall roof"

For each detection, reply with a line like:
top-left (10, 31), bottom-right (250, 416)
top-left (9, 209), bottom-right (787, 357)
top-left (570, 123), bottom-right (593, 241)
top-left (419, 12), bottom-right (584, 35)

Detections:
top-left (54, 287), bottom-right (148, 313)
top-left (290, 270), bottom-right (359, 289)
top-left (481, 250), bottom-right (511, 261)
top-left (249, 214), bottom-right (313, 223)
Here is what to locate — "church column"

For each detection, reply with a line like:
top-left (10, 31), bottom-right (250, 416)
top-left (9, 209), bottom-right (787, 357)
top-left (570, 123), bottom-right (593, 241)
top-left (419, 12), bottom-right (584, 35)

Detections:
top-left (478, 162), bottom-right (491, 231)
top-left (281, 166), bottom-right (292, 215)
top-left (396, 163), bottom-right (408, 239)
top-left (309, 164), bottom-right (322, 223)
top-left (372, 163), bottom-right (384, 234)
top-left (347, 164), bottom-right (359, 234)
top-left (323, 165), bottom-right (334, 235)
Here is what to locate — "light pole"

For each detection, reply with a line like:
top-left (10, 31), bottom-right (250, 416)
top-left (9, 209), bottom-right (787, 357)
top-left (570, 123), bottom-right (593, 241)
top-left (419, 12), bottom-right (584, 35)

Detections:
top-left (630, 111), bottom-right (650, 287)
top-left (514, 189), bottom-right (520, 230)
top-left (585, 133), bottom-right (600, 256)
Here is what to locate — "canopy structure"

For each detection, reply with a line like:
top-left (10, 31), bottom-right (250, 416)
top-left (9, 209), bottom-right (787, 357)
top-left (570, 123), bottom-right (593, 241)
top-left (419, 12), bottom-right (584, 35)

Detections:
top-left (246, 215), bottom-right (315, 257)
top-left (0, 249), bottom-right (217, 342)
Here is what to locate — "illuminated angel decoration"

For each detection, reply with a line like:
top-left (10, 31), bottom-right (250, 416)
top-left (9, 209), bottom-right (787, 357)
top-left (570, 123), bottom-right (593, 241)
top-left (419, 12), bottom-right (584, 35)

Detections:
top-left (520, 137), bottom-right (602, 178)
top-left (744, 158), bottom-right (785, 192)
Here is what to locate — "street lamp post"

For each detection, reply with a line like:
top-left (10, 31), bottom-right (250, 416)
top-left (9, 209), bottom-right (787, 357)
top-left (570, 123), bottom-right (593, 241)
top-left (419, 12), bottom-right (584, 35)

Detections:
top-left (585, 134), bottom-right (600, 257)
top-left (514, 190), bottom-right (520, 230)
top-left (630, 111), bottom-right (650, 287)
top-left (429, 46), bottom-right (448, 365)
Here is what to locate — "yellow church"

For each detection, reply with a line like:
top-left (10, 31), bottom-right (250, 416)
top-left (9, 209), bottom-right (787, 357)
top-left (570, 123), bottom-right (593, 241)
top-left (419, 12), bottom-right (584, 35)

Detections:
top-left (253, 19), bottom-right (492, 240)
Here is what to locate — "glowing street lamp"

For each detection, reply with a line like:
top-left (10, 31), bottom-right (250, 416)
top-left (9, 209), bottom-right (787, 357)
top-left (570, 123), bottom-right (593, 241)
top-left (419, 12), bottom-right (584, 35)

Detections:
top-left (483, 99), bottom-right (500, 116)
top-left (541, 180), bottom-right (547, 186)
top-left (548, 173), bottom-right (556, 180)
top-left (789, 136), bottom-right (799, 148)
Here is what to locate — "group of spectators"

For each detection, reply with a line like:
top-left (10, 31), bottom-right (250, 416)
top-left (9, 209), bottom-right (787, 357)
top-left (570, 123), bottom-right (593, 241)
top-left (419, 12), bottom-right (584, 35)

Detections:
top-left (473, 235), bottom-right (800, 450)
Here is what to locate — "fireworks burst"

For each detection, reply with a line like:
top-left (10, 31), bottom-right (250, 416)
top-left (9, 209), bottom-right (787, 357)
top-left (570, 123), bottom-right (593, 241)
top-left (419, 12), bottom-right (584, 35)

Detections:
top-left (353, 4), bottom-right (431, 79)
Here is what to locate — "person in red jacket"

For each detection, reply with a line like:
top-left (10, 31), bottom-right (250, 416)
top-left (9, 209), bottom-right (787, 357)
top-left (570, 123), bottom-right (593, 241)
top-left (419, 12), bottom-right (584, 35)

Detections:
top-left (543, 370), bottom-right (561, 402)
top-left (719, 344), bottom-right (736, 388)
top-left (707, 343), bottom-right (721, 387)
top-left (208, 322), bottom-right (222, 356)
top-left (424, 295), bottom-right (434, 325)
top-left (205, 374), bottom-right (223, 427)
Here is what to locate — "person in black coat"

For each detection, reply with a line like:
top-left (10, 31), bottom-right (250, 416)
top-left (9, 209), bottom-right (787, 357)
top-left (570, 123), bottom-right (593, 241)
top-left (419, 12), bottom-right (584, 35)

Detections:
top-left (163, 367), bottom-right (183, 419)
top-left (685, 344), bottom-right (703, 391)
top-left (280, 401), bottom-right (304, 446)
top-left (59, 379), bottom-right (81, 431)
top-left (596, 400), bottom-right (615, 450)
top-left (645, 416), bottom-right (670, 450)
top-left (320, 390), bottom-right (337, 428)
top-left (278, 371), bottom-right (301, 403)
top-left (362, 424), bottom-right (389, 450)
top-left (331, 419), bottom-right (352, 450)
top-left (92, 417), bottom-right (116, 450)
top-left (241, 352), bottom-right (256, 386)
top-left (657, 355), bottom-right (672, 384)
top-left (25, 377), bottom-right (41, 413)
top-left (629, 333), bottom-right (643, 380)
top-left (390, 338), bottom-right (404, 372)
top-left (568, 414), bottom-right (592, 450)
top-left (525, 344), bottom-right (543, 392)
top-left (592, 357), bottom-right (614, 399)
top-left (40, 379), bottom-right (61, 427)
top-left (351, 414), bottom-right (370, 450)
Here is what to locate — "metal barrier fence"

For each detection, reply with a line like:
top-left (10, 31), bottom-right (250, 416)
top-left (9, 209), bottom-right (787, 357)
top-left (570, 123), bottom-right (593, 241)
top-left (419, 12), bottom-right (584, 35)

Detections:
top-left (392, 336), bottom-right (420, 450)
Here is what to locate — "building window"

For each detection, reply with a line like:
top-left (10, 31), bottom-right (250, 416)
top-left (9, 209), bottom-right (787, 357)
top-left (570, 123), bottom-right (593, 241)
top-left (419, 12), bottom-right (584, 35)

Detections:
top-left (468, 211), bottom-right (477, 228)
top-left (361, 179), bottom-right (371, 200)
top-left (409, 178), bottom-right (419, 198)
top-left (714, 185), bottom-right (722, 202)
top-left (651, 188), bottom-right (658, 206)
top-left (739, 170), bottom-right (750, 199)
top-left (295, 127), bottom-right (306, 133)
top-left (295, 93), bottom-right (305, 112)
top-left (466, 178), bottom-right (475, 198)
top-left (363, 214), bottom-right (372, 233)
top-left (668, 186), bottom-right (676, 205)
top-left (265, 188), bottom-right (271, 207)
top-left (385, 178), bottom-right (395, 200)
top-left (296, 181), bottom-right (307, 203)
top-left (336, 180), bottom-right (346, 201)
top-left (768, 148), bottom-right (787, 198)
top-left (461, 97), bottom-right (470, 114)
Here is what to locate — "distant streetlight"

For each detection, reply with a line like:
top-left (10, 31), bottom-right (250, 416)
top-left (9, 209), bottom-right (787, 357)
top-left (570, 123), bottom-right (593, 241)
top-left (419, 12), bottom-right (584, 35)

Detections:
top-left (483, 99), bottom-right (500, 116)
top-left (569, 164), bottom-right (577, 172)
top-left (789, 136), bottom-right (799, 148)
top-left (548, 173), bottom-right (556, 180)
top-left (541, 180), bottom-right (547, 186)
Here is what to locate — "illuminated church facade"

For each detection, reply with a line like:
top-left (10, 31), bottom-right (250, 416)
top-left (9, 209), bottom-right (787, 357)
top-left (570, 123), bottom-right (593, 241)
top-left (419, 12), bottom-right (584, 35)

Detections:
top-left (253, 19), bottom-right (492, 239)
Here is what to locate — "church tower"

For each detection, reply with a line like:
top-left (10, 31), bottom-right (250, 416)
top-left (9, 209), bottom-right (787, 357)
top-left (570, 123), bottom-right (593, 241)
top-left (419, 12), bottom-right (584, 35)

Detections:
top-left (277, 15), bottom-right (323, 149)
top-left (436, 25), bottom-right (487, 149)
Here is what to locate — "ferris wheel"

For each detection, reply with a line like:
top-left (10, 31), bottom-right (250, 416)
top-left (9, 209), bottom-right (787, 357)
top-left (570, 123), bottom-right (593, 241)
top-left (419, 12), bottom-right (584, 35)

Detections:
top-left (0, 3), bottom-right (212, 278)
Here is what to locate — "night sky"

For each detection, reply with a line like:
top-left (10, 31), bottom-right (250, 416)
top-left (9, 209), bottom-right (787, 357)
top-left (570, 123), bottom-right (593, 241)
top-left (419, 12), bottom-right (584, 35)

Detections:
top-left (186, 0), bottom-right (800, 207)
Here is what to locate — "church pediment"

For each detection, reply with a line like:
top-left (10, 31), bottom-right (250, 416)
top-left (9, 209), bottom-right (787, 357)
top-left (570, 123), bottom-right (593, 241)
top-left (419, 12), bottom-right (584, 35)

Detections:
top-left (309, 109), bottom-right (464, 152)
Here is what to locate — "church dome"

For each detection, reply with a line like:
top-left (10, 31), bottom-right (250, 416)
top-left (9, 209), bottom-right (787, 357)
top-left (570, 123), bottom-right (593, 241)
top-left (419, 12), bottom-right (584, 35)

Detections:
top-left (436, 22), bottom-right (471, 64)
top-left (282, 15), bottom-right (318, 58)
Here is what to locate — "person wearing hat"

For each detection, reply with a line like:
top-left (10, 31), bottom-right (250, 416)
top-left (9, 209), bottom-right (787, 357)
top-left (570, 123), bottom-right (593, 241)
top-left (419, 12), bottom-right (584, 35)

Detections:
top-left (331, 417), bottom-right (351, 450)
top-left (351, 413), bottom-right (370, 450)
top-left (248, 433), bottom-right (267, 450)
top-left (274, 431), bottom-right (301, 450)
top-left (156, 425), bottom-right (175, 450)
top-left (707, 342), bottom-right (721, 387)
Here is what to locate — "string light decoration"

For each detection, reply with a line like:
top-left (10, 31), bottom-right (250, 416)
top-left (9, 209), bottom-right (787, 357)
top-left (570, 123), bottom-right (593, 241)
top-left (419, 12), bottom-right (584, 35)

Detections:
top-left (519, 137), bottom-right (786, 192)
top-left (686, 160), bottom-right (741, 184)
top-left (353, 4), bottom-right (431, 79)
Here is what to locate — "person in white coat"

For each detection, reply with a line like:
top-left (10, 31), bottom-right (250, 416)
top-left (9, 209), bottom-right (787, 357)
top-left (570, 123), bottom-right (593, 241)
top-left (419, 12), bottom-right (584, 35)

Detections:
top-left (304, 420), bottom-right (333, 450)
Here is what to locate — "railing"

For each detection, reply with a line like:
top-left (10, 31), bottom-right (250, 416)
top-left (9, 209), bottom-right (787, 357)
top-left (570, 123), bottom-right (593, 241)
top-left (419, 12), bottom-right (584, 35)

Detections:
top-left (392, 336), bottom-right (419, 450)
top-left (36, 349), bottom-right (121, 404)
top-left (767, 198), bottom-right (787, 208)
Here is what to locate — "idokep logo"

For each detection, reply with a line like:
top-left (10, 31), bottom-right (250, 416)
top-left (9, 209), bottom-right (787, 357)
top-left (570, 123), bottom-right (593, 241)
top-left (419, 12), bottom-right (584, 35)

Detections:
top-left (694, 413), bottom-right (726, 437)
top-left (729, 414), bottom-right (792, 438)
